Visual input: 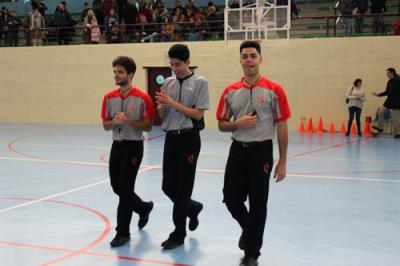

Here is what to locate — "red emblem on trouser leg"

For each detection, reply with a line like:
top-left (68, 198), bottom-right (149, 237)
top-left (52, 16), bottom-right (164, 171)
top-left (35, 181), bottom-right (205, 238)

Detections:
top-left (131, 157), bottom-right (138, 166)
top-left (263, 163), bottom-right (270, 173)
top-left (188, 154), bottom-right (195, 164)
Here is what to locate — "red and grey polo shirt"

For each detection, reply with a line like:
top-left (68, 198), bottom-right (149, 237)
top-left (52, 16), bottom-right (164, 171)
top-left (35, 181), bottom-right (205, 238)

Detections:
top-left (216, 76), bottom-right (291, 142)
top-left (101, 87), bottom-right (155, 141)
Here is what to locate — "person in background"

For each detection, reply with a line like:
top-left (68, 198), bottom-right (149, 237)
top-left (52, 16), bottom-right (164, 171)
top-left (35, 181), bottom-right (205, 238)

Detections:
top-left (372, 68), bottom-right (400, 138)
top-left (31, 8), bottom-right (45, 46)
top-left (345, 78), bottom-right (366, 136)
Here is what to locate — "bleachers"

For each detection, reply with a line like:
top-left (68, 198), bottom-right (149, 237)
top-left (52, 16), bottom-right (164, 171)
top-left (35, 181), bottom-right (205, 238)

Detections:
top-left (1, 0), bottom-right (399, 47)
top-left (291, 0), bottom-right (399, 38)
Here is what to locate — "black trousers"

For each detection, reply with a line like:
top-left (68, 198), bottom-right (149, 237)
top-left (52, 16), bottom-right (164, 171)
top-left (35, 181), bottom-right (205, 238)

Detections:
top-left (347, 106), bottom-right (362, 134)
top-left (223, 140), bottom-right (273, 259)
top-left (355, 14), bottom-right (365, 33)
top-left (162, 131), bottom-right (202, 240)
top-left (372, 14), bottom-right (385, 34)
top-left (109, 140), bottom-right (148, 237)
top-left (57, 28), bottom-right (70, 45)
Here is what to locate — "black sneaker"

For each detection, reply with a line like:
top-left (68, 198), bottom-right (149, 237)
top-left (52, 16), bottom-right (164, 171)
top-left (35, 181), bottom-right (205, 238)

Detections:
top-left (110, 235), bottom-right (130, 248)
top-left (358, 132), bottom-right (362, 137)
top-left (371, 130), bottom-right (380, 137)
top-left (138, 201), bottom-right (154, 229)
top-left (372, 126), bottom-right (383, 132)
top-left (189, 202), bottom-right (203, 231)
top-left (161, 236), bottom-right (184, 249)
top-left (238, 231), bottom-right (246, 250)
top-left (239, 256), bottom-right (258, 266)
top-left (394, 134), bottom-right (400, 139)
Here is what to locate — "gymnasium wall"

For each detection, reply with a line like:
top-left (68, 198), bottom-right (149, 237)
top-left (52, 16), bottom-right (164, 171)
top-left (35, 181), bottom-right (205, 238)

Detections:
top-left (0, 37), bottom-right (399, 130)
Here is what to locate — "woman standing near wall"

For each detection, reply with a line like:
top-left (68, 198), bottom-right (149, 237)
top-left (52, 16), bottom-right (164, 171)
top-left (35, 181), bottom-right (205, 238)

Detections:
top-left (345, 78), bottom-right (366, 136)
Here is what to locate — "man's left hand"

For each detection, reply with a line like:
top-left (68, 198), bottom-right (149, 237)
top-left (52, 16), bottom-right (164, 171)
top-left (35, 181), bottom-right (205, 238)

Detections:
top-left (156, 89), bottom-right (176, 107)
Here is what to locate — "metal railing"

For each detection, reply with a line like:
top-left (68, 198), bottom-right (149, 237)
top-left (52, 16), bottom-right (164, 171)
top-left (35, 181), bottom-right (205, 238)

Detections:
top-left (0, 12), bottom-right (398, 46)
top-left (0, 19), bottom-right (225, 47)
top-left (293, 12), bottom-right (400, 37)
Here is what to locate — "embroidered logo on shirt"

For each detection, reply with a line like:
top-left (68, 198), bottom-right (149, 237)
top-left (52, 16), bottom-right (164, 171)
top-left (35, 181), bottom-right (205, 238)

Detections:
top-left (168, 84), bottom-right (177, 90)
top-left (257, 95), bottom-right (266, 105)
top-left (130, 105), bottom-right (136, 112)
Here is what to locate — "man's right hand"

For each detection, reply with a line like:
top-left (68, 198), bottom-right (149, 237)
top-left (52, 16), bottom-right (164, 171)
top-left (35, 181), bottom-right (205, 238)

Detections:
top-left (234, 114), bottom-right (257, 129)
top-left (112, 112), bottom-right (125, 125)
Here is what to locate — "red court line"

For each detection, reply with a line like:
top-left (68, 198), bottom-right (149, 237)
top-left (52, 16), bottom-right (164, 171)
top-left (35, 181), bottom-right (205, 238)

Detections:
top-left (99, 152), bottom-right (108, 163)
top-left (134, 166), bottom-right (400, 177)
top-left (9, 132), bottom-right (356, 166)
top-left (112, 139), bottom-right (363, 174)
top-left (7, 135), bottom-right (47, 160)
top-left (0, 197), bottom-right (190, 266)
top-left (0, 241), bottom-right (190, 266)
top-left (145, 133), bottom-right (166, 142)
top-left (287, 138), bottom-right (361, 159)
top-left (8, 135), bottom-right (106, 168)
top-left (0, 196), bottom-right (110, 266)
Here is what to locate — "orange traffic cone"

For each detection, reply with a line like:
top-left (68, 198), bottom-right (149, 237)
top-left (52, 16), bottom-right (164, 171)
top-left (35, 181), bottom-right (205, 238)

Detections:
top-left (316, 117), bottom-right (325, 134)
top-left (299, 121), bottom-right (306, 133)
top-left (329, 123), bottom-right (336, 134)
top-left (340, 123), bottom-right (346, 135)
top-left (307, 118), bottom-right (314, 133)
top-left (364, 120), bottom-right (372, 136)
top-left (351, 123), bottom-right (357, 135)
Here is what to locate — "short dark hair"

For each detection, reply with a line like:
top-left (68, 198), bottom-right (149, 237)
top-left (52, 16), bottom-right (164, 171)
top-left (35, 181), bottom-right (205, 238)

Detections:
top-left (240, 41), bottom-right (261, 54)
top-left (112, 56), bottom-right (137, 74)
top-left (387, 68), bottom-right (397, 75)
top-left (168, 44), bottom-right (190, 62)
top-left (353, 78), bottom-right (362, 86)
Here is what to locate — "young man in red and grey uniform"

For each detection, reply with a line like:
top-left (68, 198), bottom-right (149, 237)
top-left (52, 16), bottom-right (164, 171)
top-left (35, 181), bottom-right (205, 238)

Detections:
top-left (216, 41), bottom-right (291, 266)
top-left (101, 56), bottom-right (155, 247)
top-left (156, 44), bottom-right (210, 249)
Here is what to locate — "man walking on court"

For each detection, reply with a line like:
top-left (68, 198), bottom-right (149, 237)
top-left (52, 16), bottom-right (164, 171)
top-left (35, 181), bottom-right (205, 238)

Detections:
top-left (101, 56), bottom-right (155, 247)
top-left (156, 44), bottom-right (210, 249)
top-left (216, 41), bottom-right (291, 266)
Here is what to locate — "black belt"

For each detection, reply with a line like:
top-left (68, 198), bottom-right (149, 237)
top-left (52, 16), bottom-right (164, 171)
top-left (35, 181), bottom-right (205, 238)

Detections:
top-left (233, 139), bottom-right (272, 147)
top-left (167, 128), bottom-right (197, 135)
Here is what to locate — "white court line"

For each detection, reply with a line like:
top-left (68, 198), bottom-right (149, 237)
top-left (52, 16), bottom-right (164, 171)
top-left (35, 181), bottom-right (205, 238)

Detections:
top-left (4, 143), bottom-right (226, 156)
top-left (137, 165), bottom-right (400, 183)
top-left (295, 156), bottom-right (400, 164)
top-left (288, 174), bottom-right (400, 183)
top-left (0, 156), bottom-right (107, 167)
top-left (0, 164), bottom-right (161, 214)
top-left (1, 157), bottom-right (399, 184)
top-left (8, 142), bottom-right (108, 150)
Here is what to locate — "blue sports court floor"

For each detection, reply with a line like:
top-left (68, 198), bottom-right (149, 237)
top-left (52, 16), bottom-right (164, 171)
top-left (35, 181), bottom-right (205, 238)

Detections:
top-left (0, 123), bottom-right (399, 266)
